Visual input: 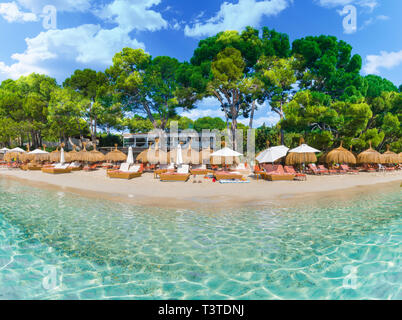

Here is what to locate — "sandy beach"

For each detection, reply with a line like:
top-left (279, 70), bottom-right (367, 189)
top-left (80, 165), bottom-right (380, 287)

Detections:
top-left (0, 168), bottom-right (401, 209)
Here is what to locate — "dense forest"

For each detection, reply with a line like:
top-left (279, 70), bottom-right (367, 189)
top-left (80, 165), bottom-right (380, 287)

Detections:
top-left (0, 26), bottom-right (401, 153)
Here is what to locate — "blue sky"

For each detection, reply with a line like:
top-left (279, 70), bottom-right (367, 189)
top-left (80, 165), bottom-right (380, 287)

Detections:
top-left (0, 0), bottom-right (401, 128)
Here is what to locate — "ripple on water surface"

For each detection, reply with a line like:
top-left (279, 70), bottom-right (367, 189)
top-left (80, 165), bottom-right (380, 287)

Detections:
top-left (0, 178), bottom-right (401, 299)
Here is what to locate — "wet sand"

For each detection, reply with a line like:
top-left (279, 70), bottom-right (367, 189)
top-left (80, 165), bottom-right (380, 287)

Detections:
top-left (1, 168), bottom-right (401, 209)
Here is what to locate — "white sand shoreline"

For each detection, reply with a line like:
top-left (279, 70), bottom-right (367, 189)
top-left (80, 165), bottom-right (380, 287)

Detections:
top-left (0, 168), bottom-right (401, 209)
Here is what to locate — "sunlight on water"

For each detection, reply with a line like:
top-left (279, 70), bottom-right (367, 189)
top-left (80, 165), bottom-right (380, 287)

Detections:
top-left (0, 178), bottom-right (401, 299)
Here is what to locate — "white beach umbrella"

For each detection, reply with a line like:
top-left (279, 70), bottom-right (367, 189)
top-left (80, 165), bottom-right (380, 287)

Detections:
top-left (10, 147), bottom-right (26, 153)
top-left (0, 147), bottom-right (10, 153)
top-left (211, 147), bottom-right (243, 157)
top-left (176, 143), bottom-right (183, 165)
top-left (257, 145), bottom-right (289, 163)
top-left (29, 149), bottom-right (49, 155)
top-left (60, 148), bottom-right (65, 164)
top-left (126, 147), bottom-right (134, 165)
top-left (289, 144), bottom-right (320, 153)
top-left (211, 146), bottom-right (243, 166)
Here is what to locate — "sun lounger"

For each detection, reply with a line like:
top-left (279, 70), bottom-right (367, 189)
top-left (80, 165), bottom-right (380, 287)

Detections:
top-left (190, 164), bottom-right (210, 176)
top-left (107, 163), bottom-right (143, 180)
top-left (307, 164), bottom-right (324, 175)
top-left (340, 164), bottom-right (358, 174)
top-left (83, 163), bottom-right (98, 171)
top-left (69, 162), bottom-right (82, 171)
top-left (230, 163), bottom-right (249, 174)
top-left (160, 165), bottom-right (190, 182)
top-left (214, 171), bottom-right (243, 181)
top-left (318, 165), bottom-right (334, 175)
top-left (42, 163), bottom-right (72, 174)
top-left (284, 166), bottom-right (307, 181)
top-left (264, 165), bottom-right (295, 181)
top-left (154, 163), bottom-right (175, 178)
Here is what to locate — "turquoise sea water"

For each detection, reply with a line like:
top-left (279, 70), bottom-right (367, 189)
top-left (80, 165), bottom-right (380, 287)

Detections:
top-left (0, 177), bottom-right (401, 300)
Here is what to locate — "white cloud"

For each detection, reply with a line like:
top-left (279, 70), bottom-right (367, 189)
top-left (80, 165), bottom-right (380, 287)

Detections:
top-left (0, 24), bottom-right (145, 80)
top-left (95, 0), bottom-right (167, 32)
top-left (184, 0), bottom-right (289, 37)
top-left (0, 2), bottom-right (37, 22)
top-left (238, 114), bottom-right (280, 127)
top-left (360, 14), bottom-right (389, 30)
top-left (317, 0), bottom-right (377, 10)
top-left (15, 0), bottom-right (92, 13)
top-left (363, 50), bottom-right (402, 75)
top-left (0, 0), bottom-right (170, 80)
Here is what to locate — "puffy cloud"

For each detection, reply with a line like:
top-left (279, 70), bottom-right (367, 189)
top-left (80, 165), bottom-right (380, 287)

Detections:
top-left (316, 0), bottom-right (377, 9)
top-left (95, 0), bottom-right (168, 32)
top-left (0, 0), bottom-right (170, 80)
top-left (363, 50), bottom-right (402, 75)
top-left (15, 0), bottom-right (92, 13)
top-left (0, 2), bottom-right (38, 22)
top-left (184, 0), bottom-right (289, 37)
top-left (0, 24), bottom-right (145, 80)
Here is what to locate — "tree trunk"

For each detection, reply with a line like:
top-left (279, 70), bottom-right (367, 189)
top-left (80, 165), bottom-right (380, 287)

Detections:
top-left (249, 100), bottom-right (256, 129)
top-left (93, 116), bottom-right (97, 146)
top-left (143, 102), bottom-right (158, 129)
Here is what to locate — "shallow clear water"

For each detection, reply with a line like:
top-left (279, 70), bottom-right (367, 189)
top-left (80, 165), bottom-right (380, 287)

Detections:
top-left (0, 177), bottom-right (401, 300)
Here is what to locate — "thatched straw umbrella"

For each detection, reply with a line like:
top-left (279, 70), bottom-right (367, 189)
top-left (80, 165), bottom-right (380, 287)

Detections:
top-left (105, 144), bottom-right (127, 163)
top-left (200, 147), bottom-right (212, 164)
top-left (4, 147), bottom-right (26, 162)
top-left (285, 139), bottom-right (320, 166)
top-left (183, 141), bottom-right (201, 164)
top-left (285, 152), bottom-right (317, 165)
top-left (65, 144), bottom-right (80, 162)
top-left (169, 140), bottom-right (201, 164)
top-left (357, 142), bottom-right (381, 164)
top-left (380, 145), bottom-right (399, 164)
top-left (49, 146), bottom-right (61, 162)
top-left (136, 139), bottom-right (172, 165)
top-left (146, 139), bottom-right (168, 165)
top-left (19, 145), bottom-right (31, 162)
top-left (285, 138), bottom-right (319, 166)
top-left (24, 147), bottom-right (50, 162)
top-left (75, 143), bottom-right (89, 162)
top-left (136, 142), bottom-right (153, 163)
top-left (85, 145), bottom-right (105, 163)
top-left (325, 141), bottom-right (356, 165)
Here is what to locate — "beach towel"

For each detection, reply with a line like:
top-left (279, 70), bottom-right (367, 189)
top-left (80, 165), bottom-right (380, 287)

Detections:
top-left (219, 180), bottom-right (250, 184)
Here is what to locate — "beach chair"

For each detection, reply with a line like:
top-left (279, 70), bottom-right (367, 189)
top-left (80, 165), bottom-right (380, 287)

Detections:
top-left (340, 164), bottom-right (358, 174)
top-left (230, 163), bottom-right (249, 174)
top-left (154, 163), bottom-right (175, 178)
top-left (42, 163), bottom-right (72, 174)
top-left (83, 163), bottom-right (98, 171)
top-left (190, 164), bottom-right (209, 176)
top-left (214, 171), bottom-right (243, 181)
top-left (254, 164), bottom-right (265, 180)
top-left (107, 163), bottom-right (143, 180)
top-left (284, 166), bottom-right (307, 181)
top-left (317, 165), bottom-right (334, 175)
top-left (160, 165), bottom-right (191, 182)
top-left (378, 164), bottom-right (386, 173)
top-left (362, 164), bottom-right (376, 172)
top-left (308, 164), bottom-right (322, 175)
top-left (69, 162), bottom-right (82, 171)
top-left (264, 165), bottom-right (295, 181)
